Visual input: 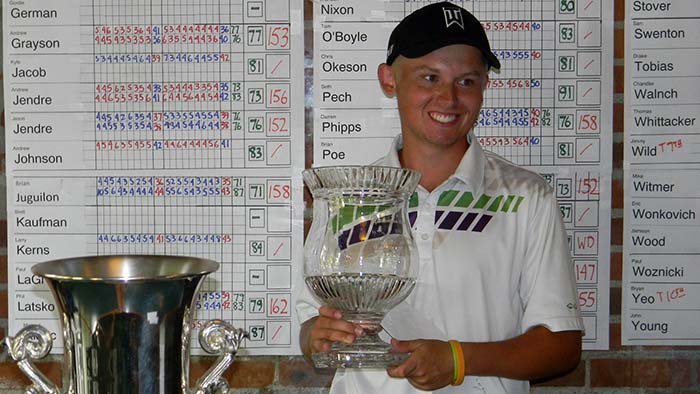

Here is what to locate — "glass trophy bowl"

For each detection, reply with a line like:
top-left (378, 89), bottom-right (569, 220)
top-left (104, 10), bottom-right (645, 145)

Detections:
top-left (303, 166), bottom-right (421, 368)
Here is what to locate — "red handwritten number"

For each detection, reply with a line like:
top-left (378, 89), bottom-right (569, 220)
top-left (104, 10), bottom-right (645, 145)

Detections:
top-left (577, 177), bottom-right (599, 196)
top-left (268, 184), bottom-right (291, 200)
top-left (575, 262), bottom-right (596, 282)
top-left (270, 298), bottom-right (289, 315)
top-left (190, 320), bottom-right (205, 330)
top-left (269, 89), bottom-right (288, 105)
top-left (578, 290), bottom-right (596, 309)
top-left (578, 114), bottom-right (598, 131)
top-left (268, 26), bottom-right (289, 48)
top-left (269, 117), bottom-right (288, 133)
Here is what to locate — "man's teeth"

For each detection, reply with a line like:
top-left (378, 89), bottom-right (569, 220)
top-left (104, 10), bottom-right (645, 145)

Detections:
top-left (430, 112), bottom-right (456, 123)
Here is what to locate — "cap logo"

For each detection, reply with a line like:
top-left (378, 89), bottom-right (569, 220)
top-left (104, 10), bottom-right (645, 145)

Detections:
top-left (443, 7), bottom-right (464, 29)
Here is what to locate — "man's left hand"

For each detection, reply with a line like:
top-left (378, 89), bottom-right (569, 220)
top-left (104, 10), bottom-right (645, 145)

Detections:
top-left (386, 338), bottom-right (455, 390)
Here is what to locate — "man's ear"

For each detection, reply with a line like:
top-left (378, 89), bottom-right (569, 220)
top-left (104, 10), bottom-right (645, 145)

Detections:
top-left (377, 63), bottom-right (396, 97)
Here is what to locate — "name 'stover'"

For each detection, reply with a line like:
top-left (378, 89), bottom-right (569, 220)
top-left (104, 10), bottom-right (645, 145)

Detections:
top-left (631, 1), bottom-right (671, 12)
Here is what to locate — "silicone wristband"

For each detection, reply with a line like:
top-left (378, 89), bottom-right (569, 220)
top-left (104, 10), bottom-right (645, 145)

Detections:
top-left (448, 340), bottom-right (465, 386)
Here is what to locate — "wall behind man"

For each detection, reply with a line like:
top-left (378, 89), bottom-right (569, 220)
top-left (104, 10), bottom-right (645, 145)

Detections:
top-left (0, 0), bottom-right (698, 392)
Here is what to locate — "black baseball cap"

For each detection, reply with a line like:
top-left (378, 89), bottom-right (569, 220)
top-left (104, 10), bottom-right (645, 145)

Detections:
top-left (386, 2), bottom-right (501, 70)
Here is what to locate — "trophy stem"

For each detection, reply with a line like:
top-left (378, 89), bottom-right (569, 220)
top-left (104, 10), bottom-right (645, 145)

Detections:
top-left (311, 321), bottom-right (408, 369)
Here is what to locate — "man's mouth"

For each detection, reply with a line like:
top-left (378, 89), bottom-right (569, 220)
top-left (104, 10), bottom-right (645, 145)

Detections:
top-left (429, 112), bottom-right (457, 124)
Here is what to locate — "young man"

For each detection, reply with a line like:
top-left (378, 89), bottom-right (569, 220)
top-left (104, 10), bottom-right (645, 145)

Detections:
top-left (297, 2), bottom-right (583, 393)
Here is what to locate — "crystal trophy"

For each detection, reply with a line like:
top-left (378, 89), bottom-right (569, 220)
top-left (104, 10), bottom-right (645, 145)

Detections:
top-left (303, 166), bottom-right (421, 368)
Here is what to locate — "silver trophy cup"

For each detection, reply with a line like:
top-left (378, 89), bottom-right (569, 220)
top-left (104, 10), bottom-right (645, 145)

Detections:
top-left (2, 255), bottom-right (248, 394)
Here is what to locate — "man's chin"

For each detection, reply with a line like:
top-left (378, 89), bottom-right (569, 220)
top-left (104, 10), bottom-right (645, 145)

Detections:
top-left (423, 134), bottom-right (469, 150)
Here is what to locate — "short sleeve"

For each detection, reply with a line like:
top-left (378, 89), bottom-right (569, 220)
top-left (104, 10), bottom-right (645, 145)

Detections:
top-left (519, 185), bottom-right (584, 333)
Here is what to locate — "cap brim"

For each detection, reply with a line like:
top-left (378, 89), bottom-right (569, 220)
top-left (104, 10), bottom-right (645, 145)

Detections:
top-left (397, 37), bottom-right (501, 70)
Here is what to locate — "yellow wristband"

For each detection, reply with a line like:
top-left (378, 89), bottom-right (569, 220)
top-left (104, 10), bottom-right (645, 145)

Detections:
top-left (448, 340), bottom-right (465, 386)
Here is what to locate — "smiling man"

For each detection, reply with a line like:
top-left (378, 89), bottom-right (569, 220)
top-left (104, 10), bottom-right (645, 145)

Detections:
top-left (297, 2), bottom-right (584, 393)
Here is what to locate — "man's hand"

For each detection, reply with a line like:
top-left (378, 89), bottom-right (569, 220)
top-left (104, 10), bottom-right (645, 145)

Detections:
top-left (300, 306), bottom-right (363, 359)
top-left (386, 338), bottom-right (454, 390)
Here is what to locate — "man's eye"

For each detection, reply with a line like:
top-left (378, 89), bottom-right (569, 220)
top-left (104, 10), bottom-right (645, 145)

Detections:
top-left (460, 79), bottom-right (475, 86)
top-left (423, 75), bottom-right (437, 82)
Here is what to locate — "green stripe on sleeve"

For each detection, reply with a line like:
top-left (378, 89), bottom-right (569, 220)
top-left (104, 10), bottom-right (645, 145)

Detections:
top-left (501, 195), bottom-right (516, 212)
top-left (487, 195), bottom-right (504, 212)
top-left (473, 194), bottom-right (492, 209)
top-left (512, 196), bottom-right (525, 212)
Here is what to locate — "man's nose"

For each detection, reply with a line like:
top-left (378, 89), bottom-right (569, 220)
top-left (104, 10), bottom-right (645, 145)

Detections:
top-left (436, 83), bottom-right (458, 105)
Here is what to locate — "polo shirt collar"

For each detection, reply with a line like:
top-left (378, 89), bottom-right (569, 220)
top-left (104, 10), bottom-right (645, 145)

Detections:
top-left (454, 132), bottom-right (486, 196)
top-left (387, 133), bottom-right (486, 196)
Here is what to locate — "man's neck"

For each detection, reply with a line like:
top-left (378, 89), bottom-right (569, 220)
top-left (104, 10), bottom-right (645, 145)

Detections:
top-left (399, 138), bottom-right (468, 192)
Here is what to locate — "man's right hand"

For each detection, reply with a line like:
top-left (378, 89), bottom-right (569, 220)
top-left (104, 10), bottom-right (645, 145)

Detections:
top-left (300, 306), bottom-right (364, 358)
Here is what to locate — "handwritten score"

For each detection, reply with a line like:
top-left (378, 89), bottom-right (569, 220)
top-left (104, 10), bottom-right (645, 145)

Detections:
top-left (3, 0), bottom-right (304, 355)
top-left (623, 0), bottom-right (700, 345)
top-left (313, 0), bottom-right (613, 349)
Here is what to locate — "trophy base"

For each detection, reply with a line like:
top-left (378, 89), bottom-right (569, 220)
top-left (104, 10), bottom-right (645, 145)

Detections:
top-left (312, 333), bottom-right (408, 369)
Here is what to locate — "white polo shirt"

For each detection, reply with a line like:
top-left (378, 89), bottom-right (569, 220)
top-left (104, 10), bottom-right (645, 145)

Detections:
top-left (296, 134), bottom-right (584, 394)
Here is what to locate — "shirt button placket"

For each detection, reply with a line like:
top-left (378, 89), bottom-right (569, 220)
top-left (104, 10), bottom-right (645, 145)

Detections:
top-left (416, 193), bottom-right (436, 248)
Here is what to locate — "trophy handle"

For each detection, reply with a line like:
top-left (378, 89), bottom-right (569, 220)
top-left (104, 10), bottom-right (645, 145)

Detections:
top-left (191, 320), bottom-right (249, 394)
top-left (1, 325), bottom-right (61, 394)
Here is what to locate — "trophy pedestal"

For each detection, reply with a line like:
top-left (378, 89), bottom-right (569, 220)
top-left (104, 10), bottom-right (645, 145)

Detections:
top-left (312, 332), bottom-right (408, 369)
